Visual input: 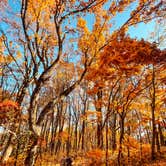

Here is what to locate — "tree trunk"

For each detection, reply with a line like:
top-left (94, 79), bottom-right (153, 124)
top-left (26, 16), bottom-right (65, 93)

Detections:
top-left (96, 89), bottom-right (103, 149)
top-left (24, 134), bottom-right (38, 166)
top-left (158, 123), bottom-right (164, 146)
top-left (66, 110), bottom-right (71, 157)
top-left (118, 116), bottom-right (124, 166)
top-left (156, 130), bottom-right (160, 153)
top-left (127, 126), bottom-right (131, 165)
top-left (97, 123), bottom-right (103, 148)
top-left (112, 113), bottom-right (117, 150)
top-left (1, 134), bottom-right (13, 163)
top-left (105, 121), bottom-right (108, 166)
top-left (151, 65), bottom-right (156, 160)
top-left (1, 143), bottom-right (13, 163)
top-left (81, 120), bottom-right (85, 150)
top-left (74, 123), bottom-right (78, 151)
top-left (145, 128), bottom-right (151, 144)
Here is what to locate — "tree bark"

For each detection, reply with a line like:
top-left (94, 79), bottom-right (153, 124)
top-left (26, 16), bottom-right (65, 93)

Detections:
top-left (105, 121), bottom-right (108, 166)
top-left (96, 89), bottom-right (103, 149)
top-left (151, 65), bottom-right (156, 160)
top-left (118, 116), bottom-right (125, 166)
top-left (156, 130), bottom-right (160, 153)
top-left (112, 113), bottom-right (117, 150)
top-left (158, 123), bottom-right (164, 146)
top-left (1, 134), bottom-right (13, 163)
top-left (25, 134), bottom-right (38, 166)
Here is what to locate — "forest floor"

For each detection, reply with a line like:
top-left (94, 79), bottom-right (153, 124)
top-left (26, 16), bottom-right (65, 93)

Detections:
top-left (3, 146), bottom-right (166, 165)
top-left (35, 146), bottom-right (166, 166)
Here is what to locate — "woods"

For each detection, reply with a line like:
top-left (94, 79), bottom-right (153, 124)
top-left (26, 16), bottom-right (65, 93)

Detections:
top-left (0, 0), bottom-right (166, 165)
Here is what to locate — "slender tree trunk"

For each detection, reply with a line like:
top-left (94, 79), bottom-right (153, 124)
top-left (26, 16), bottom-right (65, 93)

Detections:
top-left (127, 126), bottom-right (131, 165)
top-left (66, 109), bottom-right (71, 157)
top-left (81, 120), bottom-right (85, 150)
top-left (55, 139), bottom-right (61, 155)
top-left (136, 110), bottom-right (142, 164)
top-left (156, 130), bottom-right (160, 153)
top-left (105, 121), bottom-right (108, 166)
top-left (96, 89), bottom-right (103, 149)
top-left (158, 123), bottom-right (164, 146)
top-left (50, 108), bottom-right (55, 155)
top-left (74, 123), bottom-right (78, 151)
top-left (145, 128), bottom-right (151, 144)
top-left (112, 113), bottom-right (117, 150)
top-left (118, 116), bottom-right (125, 166)
top-left (151, 65), bottom-right (156, 160)
top-left (81, 101), bottom-right (86, 150)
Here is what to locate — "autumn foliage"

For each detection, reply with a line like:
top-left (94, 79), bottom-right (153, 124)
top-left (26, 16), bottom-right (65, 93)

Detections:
top-left (0, 100), bottom-right (19, 124)
top-left (0, 0), bottom-right (165, 166)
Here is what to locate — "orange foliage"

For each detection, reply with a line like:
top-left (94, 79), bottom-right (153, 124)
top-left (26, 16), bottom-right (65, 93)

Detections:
top-left (0, 100), bottom-right (19, 123)
top-left (86, 149), bottom-right (104, 165)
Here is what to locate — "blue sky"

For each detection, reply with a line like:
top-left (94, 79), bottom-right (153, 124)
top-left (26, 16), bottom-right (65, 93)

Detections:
top-left (114, 10), bottom-right (155, 40)
top-left (1, 0), bottom-right (164, 53)
top-left (83, 3), bottom-right (156, 42)
top-left (2, 0), bottom-right (158, 42)
top-left (0, 0), bottom-right (162, 67)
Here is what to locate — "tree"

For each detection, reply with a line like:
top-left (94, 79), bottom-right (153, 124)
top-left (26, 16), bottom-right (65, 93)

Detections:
top-left (84, 34), bottom-right (165, 165)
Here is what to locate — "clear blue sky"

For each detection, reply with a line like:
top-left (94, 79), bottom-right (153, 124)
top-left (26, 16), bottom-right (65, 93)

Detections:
top-left (1, 1), bottom-right (161, 46)
top-left (83, 2), bottom-right (156, 42)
